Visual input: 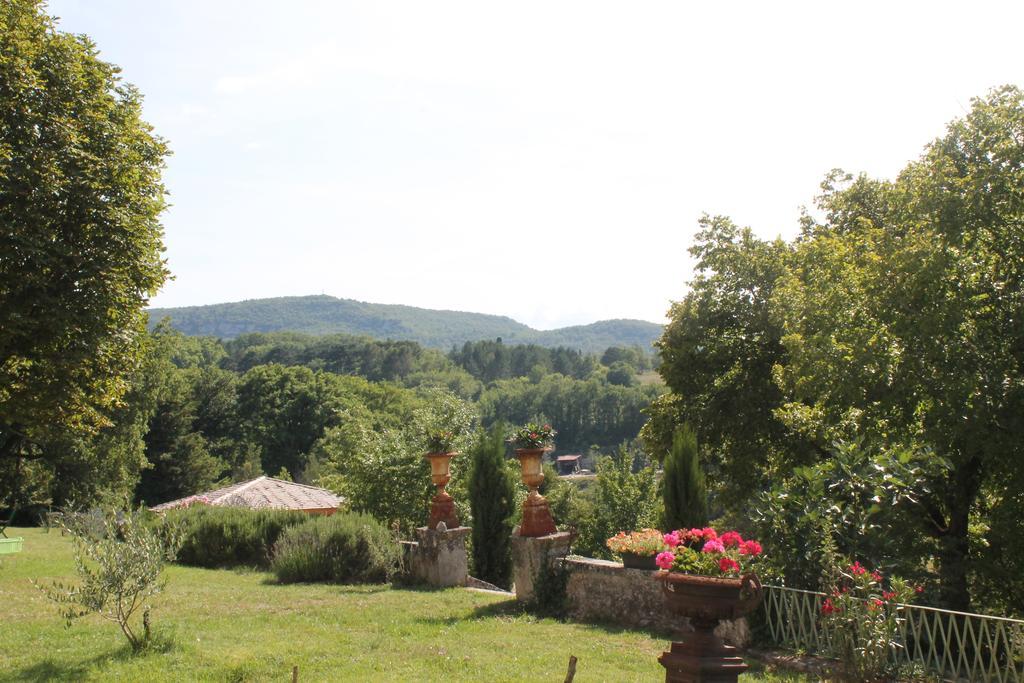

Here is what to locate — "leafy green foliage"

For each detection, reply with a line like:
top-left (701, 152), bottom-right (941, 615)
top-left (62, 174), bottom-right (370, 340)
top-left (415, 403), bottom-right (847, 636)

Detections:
top-left (572, 445), bottom-right (661, 559)
top-left (167, 505), bottom-right (307, 568)
top-left (468, 426), bottom-right (517, 588)
top-left (270, 512), bottom-right (400, 584)
top-left (34, 505), bottom-right (182, 651)
top-left (753, 440), bottom-right (942, 590)
top-left (662, 424), bottom-right (708, 531)
top-left (312, 387), bottom-right (477, 535)
top-left (647, 215), bottom-right (809, 504)
top-left (148, 295), bottom-right (663, 353)
top-left (0, 0), bottom-right (169, 507)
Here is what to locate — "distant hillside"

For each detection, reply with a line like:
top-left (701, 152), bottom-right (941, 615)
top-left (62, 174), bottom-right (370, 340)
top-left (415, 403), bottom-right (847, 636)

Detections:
top-left (147, 295), bottom-right (663, 353)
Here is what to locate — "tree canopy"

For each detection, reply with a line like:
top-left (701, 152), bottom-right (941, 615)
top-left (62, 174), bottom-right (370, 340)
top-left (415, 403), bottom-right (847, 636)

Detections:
top-left (0, 0), bottom-right (169, 508)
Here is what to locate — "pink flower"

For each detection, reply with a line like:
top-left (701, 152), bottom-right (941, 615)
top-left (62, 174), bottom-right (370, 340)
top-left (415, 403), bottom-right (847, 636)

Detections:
top-left (664, 531), bottom-right (681, 548)
top-left (739, 540), bottom-right (762, 556)
top-left (655, 551), bottom-right (676, 570)
top-left (702, 539), bottom-right (725, 554)
top-left (688, 528), bottom-right (705, 540)
top-left (850, 561), bottom-right (867, 576)
top-left (720, 531), bottom-right (743, 548)
top-left (718, 557), bottom-right (739, 573)
top-left (701, 527), bottom-right (718, 541)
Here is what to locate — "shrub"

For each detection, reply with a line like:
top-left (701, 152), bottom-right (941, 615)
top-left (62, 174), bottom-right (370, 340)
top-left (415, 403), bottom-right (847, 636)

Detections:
top-left (468, 426), bottom-right (517, 588)
top-left (34, 504), bottom-right (182, 652)
top-left (167, 506), bottom-right (308, 568)
top-left (662, 424), bottom-right (708, 530)
top-left (271, 512), bottom-right (399, 584)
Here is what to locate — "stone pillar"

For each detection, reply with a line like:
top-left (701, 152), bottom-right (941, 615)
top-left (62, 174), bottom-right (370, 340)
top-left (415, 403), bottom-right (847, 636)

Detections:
top-left (510, 528), bottom-right (573, 602)
top-left (403, 522), bottom-right (471, 588)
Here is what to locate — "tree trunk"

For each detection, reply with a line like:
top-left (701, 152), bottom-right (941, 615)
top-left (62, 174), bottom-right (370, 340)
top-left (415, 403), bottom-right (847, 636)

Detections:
top-left (937, 455), bottom-right (983, 612)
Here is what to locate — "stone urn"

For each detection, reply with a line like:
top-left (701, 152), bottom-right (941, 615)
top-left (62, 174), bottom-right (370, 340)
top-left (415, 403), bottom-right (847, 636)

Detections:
top-left (425, 451), bottom-right (460, 529)
top-left (654, 571), bottom-right (763, 683)
top-left (514, 447), bottom-right (557, 537)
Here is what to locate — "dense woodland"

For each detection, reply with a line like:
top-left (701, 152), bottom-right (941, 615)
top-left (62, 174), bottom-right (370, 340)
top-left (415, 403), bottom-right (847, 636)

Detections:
top-left (5, 326), bottom-right (660, 525)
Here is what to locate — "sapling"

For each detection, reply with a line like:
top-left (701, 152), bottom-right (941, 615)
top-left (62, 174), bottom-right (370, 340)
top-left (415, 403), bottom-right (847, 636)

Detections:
top-left (34, 504), bottom-right (183, 651)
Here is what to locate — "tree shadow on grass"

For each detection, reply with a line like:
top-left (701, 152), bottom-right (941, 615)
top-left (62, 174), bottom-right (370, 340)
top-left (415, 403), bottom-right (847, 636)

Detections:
top-left (256, 576), bottom-right (393, 596)
top-left (413, 595), bottom-right (526, 628)
top-left (0, 637), bottom-right (175, 683)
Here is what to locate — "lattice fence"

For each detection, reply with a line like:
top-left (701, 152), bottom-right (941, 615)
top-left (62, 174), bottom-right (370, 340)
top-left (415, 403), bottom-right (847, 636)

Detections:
top-left (763, 585), bottom-right (1024, 682)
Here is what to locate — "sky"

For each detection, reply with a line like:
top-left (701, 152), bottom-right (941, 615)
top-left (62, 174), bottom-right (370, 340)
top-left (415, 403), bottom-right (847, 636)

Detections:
top-left (49, 1), bottom-right (1024, 329)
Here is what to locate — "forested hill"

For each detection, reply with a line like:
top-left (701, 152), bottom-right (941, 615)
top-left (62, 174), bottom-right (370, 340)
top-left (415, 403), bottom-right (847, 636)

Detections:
top-left (147, 295), bottom-right (663, 353)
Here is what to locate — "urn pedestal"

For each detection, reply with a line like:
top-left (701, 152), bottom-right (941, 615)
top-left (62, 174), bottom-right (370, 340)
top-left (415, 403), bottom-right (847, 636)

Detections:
top-left (514, 447), bottom-right (557, 537)
top-left (425, 451), bottom-right (460, 530)
top-left (655, 572), bottom-right (763, 683)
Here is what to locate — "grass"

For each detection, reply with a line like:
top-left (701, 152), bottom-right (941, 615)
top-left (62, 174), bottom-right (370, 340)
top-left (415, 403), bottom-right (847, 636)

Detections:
top-left (0, 528), bottom-right (810, 682)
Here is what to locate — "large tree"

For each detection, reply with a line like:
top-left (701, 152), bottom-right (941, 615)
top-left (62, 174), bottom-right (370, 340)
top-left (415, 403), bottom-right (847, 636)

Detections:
top-left (773, 86), bottom-right (1024, 610)
top-left (644, 215), bottom-right (814, 508)
top-left (656, 86), bottom-right (1024, 611)
top-left (0, 1), bottom-right (170, 508)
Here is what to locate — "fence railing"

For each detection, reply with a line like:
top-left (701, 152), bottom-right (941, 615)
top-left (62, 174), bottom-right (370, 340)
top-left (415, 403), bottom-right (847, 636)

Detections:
top-left (763, 585), bottom-right (1024, 683)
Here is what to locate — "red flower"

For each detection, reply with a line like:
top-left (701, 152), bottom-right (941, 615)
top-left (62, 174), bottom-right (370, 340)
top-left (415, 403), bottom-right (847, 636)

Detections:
top-left (868, 598), bottom-right (884, 611)
top-left (871, 570), bottom-right (883, 582)
top-left (915, 585), bottom-right (924, 594)
top-left (821, 598), bottom-right (839, 615)
top-left (718, 557), bottom-right (739, 573)
top-left (739, 540), bottom-right (762, 556)
top-left (882, 591), bottom-right (897, 601)
top-left (701, 527), bottom-right (718, 541)
top-left (850, 561), bottom-right (867, 576)
top-left (721, 531), bottom-right (743, 548)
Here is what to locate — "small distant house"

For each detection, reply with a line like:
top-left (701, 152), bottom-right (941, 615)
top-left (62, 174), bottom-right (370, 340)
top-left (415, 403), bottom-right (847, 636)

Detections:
top-left (555, 454), bottom-right (583, 476)
top-left (149, 476), bottom-right (343, 516)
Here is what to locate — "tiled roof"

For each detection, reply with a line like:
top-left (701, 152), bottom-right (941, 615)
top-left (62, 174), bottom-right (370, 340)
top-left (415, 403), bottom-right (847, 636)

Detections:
top-left (150, 476), bottom-right (343, 512)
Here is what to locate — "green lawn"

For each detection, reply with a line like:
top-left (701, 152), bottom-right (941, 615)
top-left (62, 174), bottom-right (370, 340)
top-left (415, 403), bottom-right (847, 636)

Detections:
top-left (0, 528), bottom-right (807, 682)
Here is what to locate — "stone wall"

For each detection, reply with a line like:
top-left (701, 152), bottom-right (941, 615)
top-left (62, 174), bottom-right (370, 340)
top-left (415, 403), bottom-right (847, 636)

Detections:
top-left (561, 556), bottom-right (749, 646)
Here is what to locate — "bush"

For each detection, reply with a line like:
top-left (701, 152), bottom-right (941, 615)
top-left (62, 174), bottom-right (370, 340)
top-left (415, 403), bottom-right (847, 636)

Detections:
top-left (167, 506), bottom-right (308, 568)
top-left (468, 426), bottom-right (517, 588)
top-left (662, 424), bottom-right (708, 530)
top-left (271, 512), bottom-right (399, 584)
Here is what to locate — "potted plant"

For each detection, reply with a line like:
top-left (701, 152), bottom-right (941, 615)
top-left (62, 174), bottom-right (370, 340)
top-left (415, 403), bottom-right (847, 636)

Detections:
top-left (508, 423), bottom-right (558, 537)
top-left (606, 528), bottom-right (668, 570)
top-left (424, 428), bottom-right (461, 529)
top-left (653, 527), bottom-right (765, 682)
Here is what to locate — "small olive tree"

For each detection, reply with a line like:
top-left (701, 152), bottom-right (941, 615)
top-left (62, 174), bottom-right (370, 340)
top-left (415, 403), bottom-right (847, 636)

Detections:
top-left (35, 505), bottom-right (182, 651)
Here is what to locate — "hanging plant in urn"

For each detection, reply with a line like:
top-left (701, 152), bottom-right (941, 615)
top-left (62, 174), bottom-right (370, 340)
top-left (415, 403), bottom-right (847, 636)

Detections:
top-left (653, 528), bottom-right (765, 683)
top-left (424, 428), bottom-right (461, 529)
top-left (508, 423), bottom-right (558, 537)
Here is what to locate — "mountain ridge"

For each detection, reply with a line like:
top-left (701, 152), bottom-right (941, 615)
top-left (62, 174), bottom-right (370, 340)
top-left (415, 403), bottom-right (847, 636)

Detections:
top-left (147, 295), bottom-right (663, 353)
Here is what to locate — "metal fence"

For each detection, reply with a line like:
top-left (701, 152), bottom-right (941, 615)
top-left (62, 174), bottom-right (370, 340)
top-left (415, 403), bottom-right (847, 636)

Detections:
top-left (763, 585), bottom-right (1024, 682)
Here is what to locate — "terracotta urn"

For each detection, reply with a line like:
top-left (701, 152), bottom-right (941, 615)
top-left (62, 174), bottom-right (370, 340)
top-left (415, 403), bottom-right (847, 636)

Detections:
top-left (514, 447), bottom-right (557, 537)
top-left (654, 572), bottom-right (763, 683)
top-left (425, 451), bottom-right (459, 530)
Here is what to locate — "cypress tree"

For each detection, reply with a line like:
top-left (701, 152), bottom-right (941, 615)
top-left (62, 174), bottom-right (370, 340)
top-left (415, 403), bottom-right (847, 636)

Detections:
top-left (468, 425), bottom-right (517, 588)
top-left (662, 423), bottom-right (708, 530)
